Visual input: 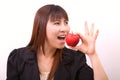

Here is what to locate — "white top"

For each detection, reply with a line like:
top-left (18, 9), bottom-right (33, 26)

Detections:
top-left (40, 72), bottom-right (50, 80)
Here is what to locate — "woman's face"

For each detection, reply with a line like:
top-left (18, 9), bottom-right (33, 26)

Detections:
top-left (45, 18), bottom-right (70, 49)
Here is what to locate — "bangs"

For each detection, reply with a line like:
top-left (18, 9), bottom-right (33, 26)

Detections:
top-left (49, 5), bottom-right (69, 21)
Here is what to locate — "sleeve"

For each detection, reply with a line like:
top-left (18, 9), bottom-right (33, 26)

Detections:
top-left (76, 53), bottom-right (94, 80)
top-left (77, 63), bottom-right (94, 80)
top-left (6, 49), bottom-right (20, 80)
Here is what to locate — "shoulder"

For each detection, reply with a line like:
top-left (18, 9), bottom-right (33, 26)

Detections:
top-left (7, 47), bottom-right (36, 67)
top-left (8, 47), bottom-right (30, 58)
top-left (8, 47), bottom-right (26, 61)
top-left (62, 47), bottom-right (86, 64)
top-left (62, 47), bottom-right (85, 55)
top-left (7, 47), bottom-right (38, 80)
top-left (62, 47), bottom-right (93, 79)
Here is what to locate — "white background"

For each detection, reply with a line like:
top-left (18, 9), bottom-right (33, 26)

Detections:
top-left (0, 0), bottom-right (120, 80)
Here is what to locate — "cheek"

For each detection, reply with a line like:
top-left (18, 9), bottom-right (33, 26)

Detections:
top-left (46, 26), bottom-right (58, 38)
top-left (67, 26), bottom-right (70, 33)
top-left (48, 27), bottom-right (59, 34)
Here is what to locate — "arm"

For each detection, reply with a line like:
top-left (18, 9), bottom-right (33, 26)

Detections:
top-left (6, 49), bottom-right (19, 80)
top-left (71, 22), bottom-right (109, 80)
top-left (89, 52), bottom-right (108, 80)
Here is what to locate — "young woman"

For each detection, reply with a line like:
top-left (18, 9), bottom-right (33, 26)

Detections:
top-left (6, 4), bottom-right (108, 80)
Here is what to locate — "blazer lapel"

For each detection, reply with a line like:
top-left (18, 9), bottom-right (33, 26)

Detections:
top-left (23, 48), bottom-right (40, 80)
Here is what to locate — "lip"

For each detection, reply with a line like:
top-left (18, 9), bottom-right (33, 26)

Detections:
top-left (57, 33), bottom-right (67, 44)
top-left (58, 39), bottom-right (66, 44)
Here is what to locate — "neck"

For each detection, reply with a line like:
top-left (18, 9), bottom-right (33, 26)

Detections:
top-left (41, 41), bottom-right (57, 57)
top-left (44, 47), bottom-right (56, 57)
top-left (37, 45), bottom-right (57, 58)
top-left (37, 46), bottom-right (56, 72)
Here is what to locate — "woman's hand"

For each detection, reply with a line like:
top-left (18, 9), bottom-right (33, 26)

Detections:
top-left (71, 21), bottom-right (99, 56)
top-left (71, 21), bottom-right (109, 80)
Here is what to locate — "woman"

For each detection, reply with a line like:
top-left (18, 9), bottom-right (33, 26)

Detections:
top-left (6, 4), bottom-right (108, 80)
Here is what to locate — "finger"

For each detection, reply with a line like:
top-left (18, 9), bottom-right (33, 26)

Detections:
top-left (78, 32), bottom-right (86, 43)
top-left (90, 23), bottom-right (94, 36)
top-left (94, 29), bottom-right (99, 40)
top-left (85, 21), bottom-right (89, 35)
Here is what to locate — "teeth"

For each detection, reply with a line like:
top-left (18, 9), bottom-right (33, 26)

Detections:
top-left (60, 36), bottom-right (65, 37)
top-left (57, 34), bottom-right (66, 40)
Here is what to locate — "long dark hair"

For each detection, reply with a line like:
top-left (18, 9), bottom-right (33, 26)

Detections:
top-left (27, 4), bottom-right (69, 80)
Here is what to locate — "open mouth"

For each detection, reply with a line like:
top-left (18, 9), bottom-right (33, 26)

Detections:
top-left (57, 36), bottom-right (65, 40)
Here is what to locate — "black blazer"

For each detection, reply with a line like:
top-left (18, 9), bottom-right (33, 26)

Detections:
top-left (6, 47), bottom-right (94, 80)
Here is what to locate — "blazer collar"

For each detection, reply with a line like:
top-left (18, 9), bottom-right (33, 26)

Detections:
top-left (22, 47), bottom-right (76, 66)
top-left (22, 47), bottom-right (37, 64)
top-left (23, 47), bottom-right (74, 65)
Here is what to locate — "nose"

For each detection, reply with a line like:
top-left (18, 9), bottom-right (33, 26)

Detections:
top-left (59, 24), bottom-right (70, 33)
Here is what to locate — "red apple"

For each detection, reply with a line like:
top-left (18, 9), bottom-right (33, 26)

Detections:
top-left (66, 33), bottom-right (80, 47)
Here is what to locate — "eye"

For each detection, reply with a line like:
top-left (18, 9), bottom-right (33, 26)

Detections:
top-left (54, 21), bottom-right (60, 25)
top-left (65, 21), bottom-right (68, 25)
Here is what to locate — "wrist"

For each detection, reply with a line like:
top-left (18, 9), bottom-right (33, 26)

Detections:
top-left (88, 51), bottom-right (98, 59)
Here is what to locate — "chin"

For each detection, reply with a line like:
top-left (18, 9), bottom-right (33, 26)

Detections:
top-left (57, 45), bottom-right (65, 49)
